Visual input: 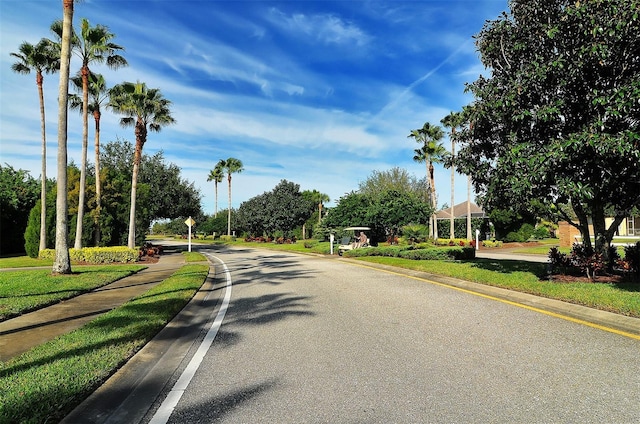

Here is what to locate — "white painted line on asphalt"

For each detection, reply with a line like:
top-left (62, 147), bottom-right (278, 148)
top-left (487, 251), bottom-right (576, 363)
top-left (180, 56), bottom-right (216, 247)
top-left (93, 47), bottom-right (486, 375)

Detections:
top-left (149, 254), bottom-right (232, 424)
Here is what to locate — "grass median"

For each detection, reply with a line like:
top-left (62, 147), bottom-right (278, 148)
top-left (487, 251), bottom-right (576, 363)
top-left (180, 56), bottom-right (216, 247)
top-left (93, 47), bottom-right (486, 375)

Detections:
top-left (0, 261), bottom-right (209, 424)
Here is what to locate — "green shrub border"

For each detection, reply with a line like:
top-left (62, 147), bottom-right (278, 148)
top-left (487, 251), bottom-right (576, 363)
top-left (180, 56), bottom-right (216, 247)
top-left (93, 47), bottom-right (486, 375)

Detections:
top-left (39, 247), bottom-right (139, 264)
top-left (344, 245), bottom-right (475, 261)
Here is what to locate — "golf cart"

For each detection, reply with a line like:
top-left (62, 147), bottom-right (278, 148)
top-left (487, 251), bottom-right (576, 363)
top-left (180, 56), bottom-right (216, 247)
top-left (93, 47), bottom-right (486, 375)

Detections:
top-left (338, 226), bottom-right (371, 256)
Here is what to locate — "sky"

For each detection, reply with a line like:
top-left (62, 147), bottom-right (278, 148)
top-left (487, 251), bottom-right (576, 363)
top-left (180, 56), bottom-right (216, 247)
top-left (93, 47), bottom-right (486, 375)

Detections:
top-left (0, 0), bottom-right (508, 215)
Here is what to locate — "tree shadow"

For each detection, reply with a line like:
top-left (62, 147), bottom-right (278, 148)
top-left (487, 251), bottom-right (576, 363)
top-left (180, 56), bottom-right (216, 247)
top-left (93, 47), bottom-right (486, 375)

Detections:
top-left (466, 258), bottom-right (548, 278)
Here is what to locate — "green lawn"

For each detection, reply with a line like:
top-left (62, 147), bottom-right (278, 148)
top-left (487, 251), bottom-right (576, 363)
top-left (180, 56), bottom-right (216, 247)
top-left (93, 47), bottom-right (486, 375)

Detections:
top-left (0, 263), bottom-right (209, 424)
top-left (0, 265), bottom-right (146, 321)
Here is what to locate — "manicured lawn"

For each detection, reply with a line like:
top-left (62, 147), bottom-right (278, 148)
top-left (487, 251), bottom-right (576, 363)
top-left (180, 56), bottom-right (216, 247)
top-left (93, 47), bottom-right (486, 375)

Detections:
top-left (356, 256), bottom-right (640, 318)
top-left (0, 265), bottom-right (146, 321)
top-left (0, 263), bottom-right (209, 424)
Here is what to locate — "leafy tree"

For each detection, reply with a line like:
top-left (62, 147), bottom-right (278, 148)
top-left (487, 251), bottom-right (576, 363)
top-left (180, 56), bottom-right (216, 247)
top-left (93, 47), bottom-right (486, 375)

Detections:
top-left (408, 122), bottom-right (446, 238)
top-left (100, 140), bottom-right (202, 245)
top-left (0, 165), bottom-right (40, 255)
top-left (264, 180), bottom-right (315, 237)
top-left (207, 164), bottom-right (224, 217)
top-left (69, 71), bottom-right (112, 245)
top-left (218, 158), bottom-right (243, 236)
top-left (237, 180), bottom-right (314, 238)
top-left (456, 0), bottom-right (640, 257)
top-left (358, 167), bottom-right (427, 202)
top-left (10, 38), bottom-right (59, 253)
top-left (53, 0), bottom-right (75, 274)
top-left (109, 82), bottom-right (175, 248)
top-left (323, 191), bottom-right (371, 230)
top-left (366, 190), bottom-right (432, 242)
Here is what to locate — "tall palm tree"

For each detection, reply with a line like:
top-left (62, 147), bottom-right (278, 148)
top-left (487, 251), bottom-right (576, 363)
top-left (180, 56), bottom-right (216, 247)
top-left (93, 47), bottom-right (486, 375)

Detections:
top-left (10, 38), bottom-right (59, 253)
top-left (62, 18), bottom-right (127, 249)
top-left (207, 164), bottom-right (224, 217)
top-left (53, 0), bottom-right (75, 274)
top-left (109, 81), bottom-right (175, 248)
top-left (218, 158), bottom-right (244, 236)
top-left (441, 111), bottom-right (464, 240)
top-left (408, 122), bottom-right (445, 239)
top-left (69, 71), bottom-right (111, 245)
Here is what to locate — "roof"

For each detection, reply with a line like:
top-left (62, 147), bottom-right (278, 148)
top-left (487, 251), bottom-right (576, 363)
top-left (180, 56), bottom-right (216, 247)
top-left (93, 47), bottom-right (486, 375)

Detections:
top-left (435, 201), bottom-right (486, 220)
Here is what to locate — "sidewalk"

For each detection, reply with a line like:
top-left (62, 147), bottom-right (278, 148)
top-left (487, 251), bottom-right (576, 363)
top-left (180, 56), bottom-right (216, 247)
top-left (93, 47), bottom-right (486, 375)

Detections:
top-left (0, 251), bottom-right (186, 362)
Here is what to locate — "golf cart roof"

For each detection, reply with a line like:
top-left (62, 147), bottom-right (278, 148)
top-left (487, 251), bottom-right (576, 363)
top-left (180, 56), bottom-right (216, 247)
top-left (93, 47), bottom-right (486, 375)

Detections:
top-left (344, 226), bottom-right (371, 231)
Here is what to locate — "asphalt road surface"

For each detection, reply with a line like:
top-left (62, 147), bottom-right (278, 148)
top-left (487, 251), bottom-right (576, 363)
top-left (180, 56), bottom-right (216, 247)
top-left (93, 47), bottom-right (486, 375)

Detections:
top-left (140, 246), bottom-right (639, 423)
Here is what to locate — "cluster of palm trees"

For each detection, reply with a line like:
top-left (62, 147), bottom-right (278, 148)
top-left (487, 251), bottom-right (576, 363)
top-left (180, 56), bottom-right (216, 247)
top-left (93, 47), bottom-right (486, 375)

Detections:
top-left (408, 111), bottom-right (473, 240)
top-left (11, 1), bottom-right (174, 273)
top-left (208, 158), bottom-right (244, 236)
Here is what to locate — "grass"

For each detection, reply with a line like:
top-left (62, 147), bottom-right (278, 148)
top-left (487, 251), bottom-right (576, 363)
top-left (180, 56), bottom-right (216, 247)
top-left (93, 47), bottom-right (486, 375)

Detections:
top-left (0, 256), bottom-right (53, 269)
top-left (0, 263), bottom-right (209, 424)
top-left (0, 265), bottom-right (146, 321)
top-left (356, 256), bottom-right (640, 317)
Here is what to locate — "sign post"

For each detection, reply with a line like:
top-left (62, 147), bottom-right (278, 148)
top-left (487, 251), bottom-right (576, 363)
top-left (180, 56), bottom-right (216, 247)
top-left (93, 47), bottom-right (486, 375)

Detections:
top-left (185, 216), bottom-right (195, 252)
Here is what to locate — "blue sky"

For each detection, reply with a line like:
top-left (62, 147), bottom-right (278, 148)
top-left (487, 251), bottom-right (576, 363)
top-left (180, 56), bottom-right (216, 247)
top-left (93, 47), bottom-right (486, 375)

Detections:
top-left (1, 0), bottom-right (507, 214)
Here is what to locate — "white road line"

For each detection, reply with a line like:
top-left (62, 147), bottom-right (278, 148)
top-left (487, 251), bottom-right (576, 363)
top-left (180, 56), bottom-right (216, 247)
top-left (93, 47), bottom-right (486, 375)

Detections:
top-left (149, 254), bottom-right (232, 424)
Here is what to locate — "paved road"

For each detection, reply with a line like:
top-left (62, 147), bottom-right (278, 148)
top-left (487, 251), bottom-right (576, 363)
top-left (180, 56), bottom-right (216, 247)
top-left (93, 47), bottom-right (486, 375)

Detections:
top-left (128, 246), bottom-right (638, 423)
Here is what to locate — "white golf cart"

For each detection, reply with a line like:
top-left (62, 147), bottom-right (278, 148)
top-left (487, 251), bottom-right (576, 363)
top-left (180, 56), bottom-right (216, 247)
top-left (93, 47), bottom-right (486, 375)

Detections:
top-left (337, 226), bottom-right (371, 256)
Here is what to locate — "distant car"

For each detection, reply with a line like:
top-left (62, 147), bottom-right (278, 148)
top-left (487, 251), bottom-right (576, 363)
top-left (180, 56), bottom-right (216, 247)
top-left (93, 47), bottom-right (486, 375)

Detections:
top-left (338, 226), bottom-right (371, 256)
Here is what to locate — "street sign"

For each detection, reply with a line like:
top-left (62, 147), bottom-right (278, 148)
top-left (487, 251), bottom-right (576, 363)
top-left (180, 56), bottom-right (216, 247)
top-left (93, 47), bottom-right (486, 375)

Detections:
top-left (185, 217), bottom-right (195, 227)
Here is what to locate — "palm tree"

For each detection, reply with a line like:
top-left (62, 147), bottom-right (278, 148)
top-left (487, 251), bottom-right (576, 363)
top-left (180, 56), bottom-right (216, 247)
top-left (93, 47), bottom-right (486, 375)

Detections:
top-left (311, 190), bottom-right (330, 224)
top-left (218, 158), bottom-right (244, 236)
top-left (64, 18), bottom-right (127, 249)
top-left (10, 38), bottom-right (59, 253)
top-left (53, 0), bottom-right (75, 274)
top-left (69, 71), bottom-right (111, 245)
top-left (109, 81), bottom-right (175, 248)
top-left (408, 122), bottom-right (445, 239)
top-left (207, 164), bottom-right (224, 217)
top-left (441, 111), bottom-right (464, 240)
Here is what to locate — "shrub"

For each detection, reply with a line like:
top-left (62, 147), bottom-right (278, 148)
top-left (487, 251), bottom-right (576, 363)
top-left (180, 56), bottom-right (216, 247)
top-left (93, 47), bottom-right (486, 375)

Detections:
top-left (619, 242), bottom-right (640, 278)
top-left (344, 246), bottom-right (475, 261)
top-left (482, 240), bottom-right (503, 248)
top-left (532, 226), bottom-right (550, 240)
top-left (303, 240), bottom-right (317, 249)
top-left (219, 235), bottom-right (236, 242)
top-left (24, 203), bottom-right (41, 258)
top-left (39, 247), bottom-right (139, 263)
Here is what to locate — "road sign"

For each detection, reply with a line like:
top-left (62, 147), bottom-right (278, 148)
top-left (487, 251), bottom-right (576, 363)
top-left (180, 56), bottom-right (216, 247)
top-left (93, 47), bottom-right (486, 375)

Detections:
top-left (185, 217), bottom-right (195, 227)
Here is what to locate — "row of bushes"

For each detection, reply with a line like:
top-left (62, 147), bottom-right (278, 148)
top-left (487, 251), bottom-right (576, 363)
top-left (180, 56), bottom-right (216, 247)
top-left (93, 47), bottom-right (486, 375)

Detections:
top-left (38, 247), bottom-right (139, 264)
top-left (343, 245), bottom-right (476, 261)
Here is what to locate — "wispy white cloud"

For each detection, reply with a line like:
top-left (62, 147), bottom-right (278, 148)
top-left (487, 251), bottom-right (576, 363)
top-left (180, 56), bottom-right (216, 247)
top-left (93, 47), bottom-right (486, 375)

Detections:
top-left (267, 8), bottom-right (371, 47)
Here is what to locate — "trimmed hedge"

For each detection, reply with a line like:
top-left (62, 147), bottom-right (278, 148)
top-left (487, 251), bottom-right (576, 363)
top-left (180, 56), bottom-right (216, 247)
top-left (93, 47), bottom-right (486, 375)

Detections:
top-left (344, 245), bottom-right (475, 261)
top-left (39, 247), bottom-right (139, 264)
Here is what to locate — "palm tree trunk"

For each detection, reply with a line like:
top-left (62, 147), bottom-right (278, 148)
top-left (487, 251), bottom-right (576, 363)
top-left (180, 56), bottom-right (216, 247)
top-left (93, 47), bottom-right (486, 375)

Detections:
top-left (53, 0), bottom-right (74, 274)
top-left (74, 66), bottom-right (90, 250)
top-left (37, 71), bottom-right (47, 252)
top-left (214, 182), bottom-right (218, 217)
top-left (227, 175), bottom-right (232, 236)
top-left (93, 110), bottom-right (101, 245)
top-left (450, 141), bottom-right (455, 240)
top-left (429, 162), bottom-right (438, 239)
top-left (466, 175), bottom-right (472, 240)
top-left (128, 138), bottom-right (143, 249)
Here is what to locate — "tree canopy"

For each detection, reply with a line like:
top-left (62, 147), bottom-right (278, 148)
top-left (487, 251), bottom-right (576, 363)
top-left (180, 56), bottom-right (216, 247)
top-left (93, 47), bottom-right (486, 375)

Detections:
top-left (237, 180), bottom-right (315, 238)
top-left (455, 0), bottom-right (640, 254)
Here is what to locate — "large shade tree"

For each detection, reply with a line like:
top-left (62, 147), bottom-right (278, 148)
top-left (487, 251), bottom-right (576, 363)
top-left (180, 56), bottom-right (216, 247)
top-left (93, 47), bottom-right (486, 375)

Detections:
top-left (455, 0), bottom-right (640, 257)
top-left (408, 123), bottom-right (446, 239)
top-left (52, 0), bottom-right (75, 274)
top-left (218, 158), bottom-right (244, 236)
top-left (54, 18), bottom-right (127, 249)
top-left (10, 38), bottom-right (59, 253)
top-left (109, 82), bottom-right (175, 248)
